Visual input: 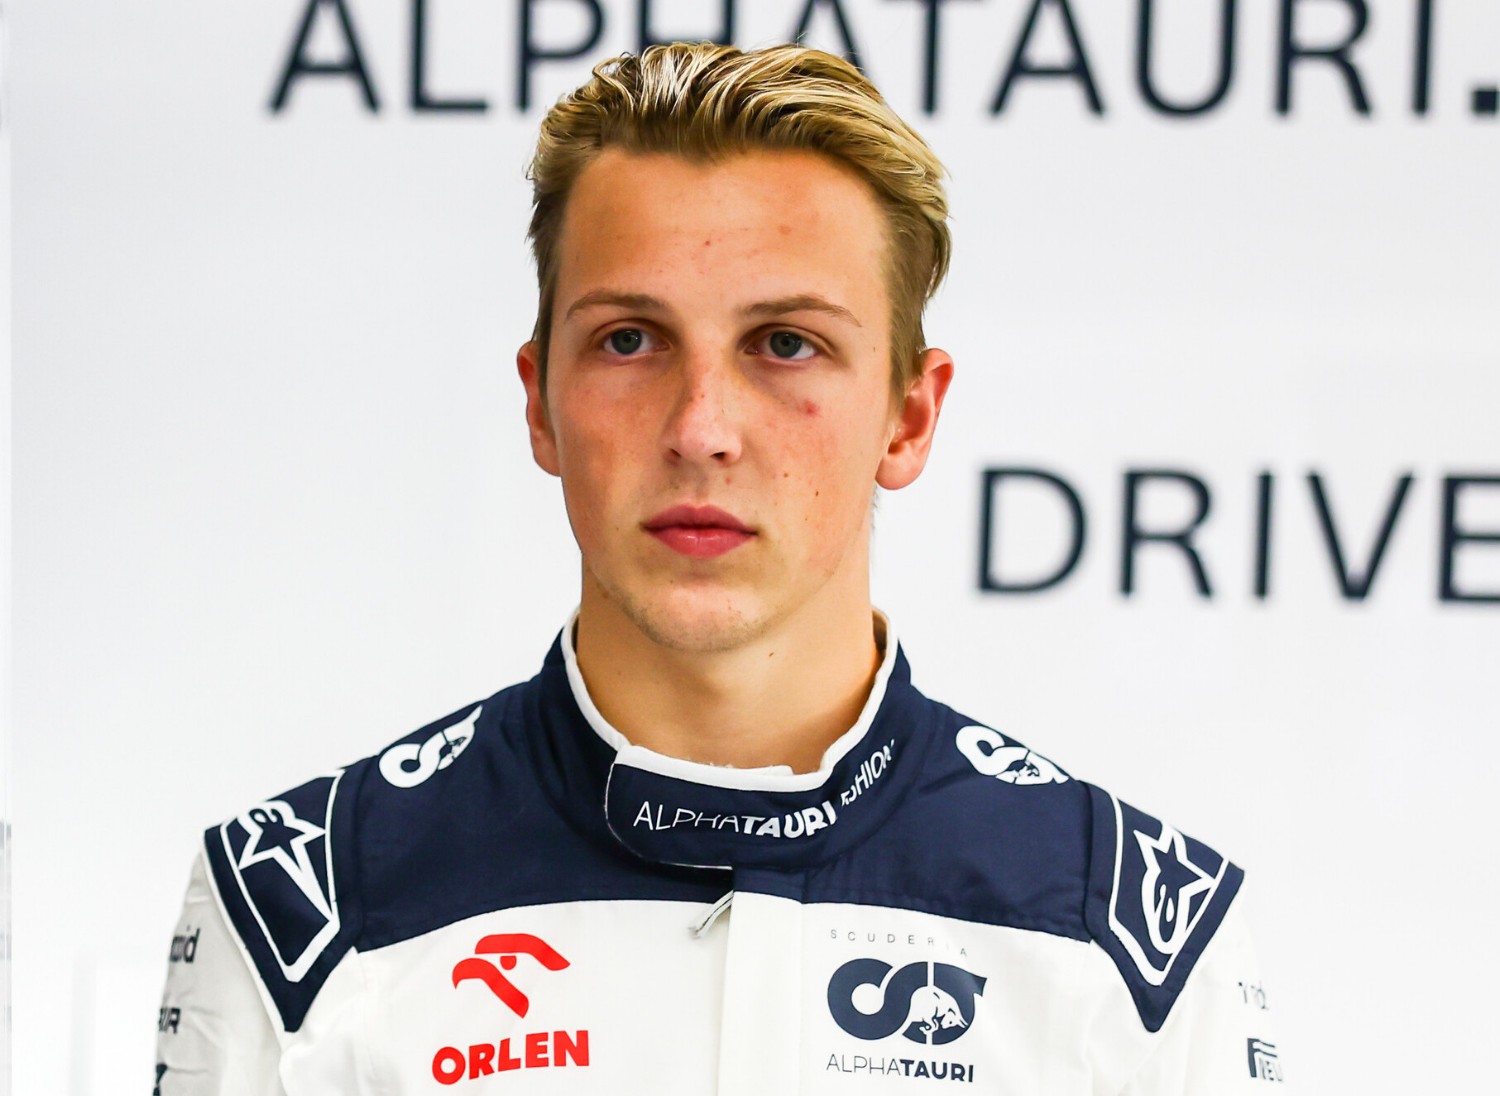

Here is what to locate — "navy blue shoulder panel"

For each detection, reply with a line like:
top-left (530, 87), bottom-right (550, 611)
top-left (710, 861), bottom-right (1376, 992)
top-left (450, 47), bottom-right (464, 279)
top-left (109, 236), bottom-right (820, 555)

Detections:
top-left (1082, 783), bottom-right (1244, 1032)
top-left (801, 700), bottom-right (1093, 944)
top-left (203, 758), bottom-right (370, 1033)
top-left (349, 683), bottom-right (725, 952)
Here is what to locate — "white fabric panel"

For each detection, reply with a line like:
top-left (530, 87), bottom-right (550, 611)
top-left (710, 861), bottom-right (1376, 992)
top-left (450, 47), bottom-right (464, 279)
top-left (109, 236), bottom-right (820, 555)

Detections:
top-left (157, 857), bottom-right (284, 1096)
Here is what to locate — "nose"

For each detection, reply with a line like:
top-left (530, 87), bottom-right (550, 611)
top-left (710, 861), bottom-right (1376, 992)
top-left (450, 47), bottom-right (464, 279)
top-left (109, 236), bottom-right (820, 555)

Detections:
top-left (660, 353), bottom-right (743, 466)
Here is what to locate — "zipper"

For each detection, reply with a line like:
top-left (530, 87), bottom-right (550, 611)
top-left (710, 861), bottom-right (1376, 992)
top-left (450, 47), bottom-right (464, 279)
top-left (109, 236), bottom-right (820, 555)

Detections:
top-left (691, 890), bottom-right (734, 937)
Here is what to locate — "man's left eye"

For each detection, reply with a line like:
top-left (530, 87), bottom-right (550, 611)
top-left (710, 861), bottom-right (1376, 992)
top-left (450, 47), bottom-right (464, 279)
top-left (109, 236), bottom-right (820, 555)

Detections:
top-left (760, 331), bottom-right (816, 361)
top-left (606, 328), bottom-right (652, 355)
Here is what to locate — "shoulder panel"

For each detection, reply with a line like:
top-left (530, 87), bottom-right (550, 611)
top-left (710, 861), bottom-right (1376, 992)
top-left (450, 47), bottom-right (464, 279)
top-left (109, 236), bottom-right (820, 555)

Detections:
top-left (204, 765), bottom-right (366, 1034)
top-left (798, 704), bottom-right (1093, 942)
top-left (199, 700), bottom-right (495, 1032)
top-left (1082, 784), bottom-right (1243, 1033)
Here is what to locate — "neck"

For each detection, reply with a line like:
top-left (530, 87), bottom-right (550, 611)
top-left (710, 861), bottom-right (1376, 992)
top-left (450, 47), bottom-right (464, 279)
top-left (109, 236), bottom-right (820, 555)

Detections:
top-left (572, 587), bottom-right (882, 775)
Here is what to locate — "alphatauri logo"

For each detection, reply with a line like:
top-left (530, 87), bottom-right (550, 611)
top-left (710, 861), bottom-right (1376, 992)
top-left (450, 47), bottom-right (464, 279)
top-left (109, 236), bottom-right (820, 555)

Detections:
top-left (956, 725), bottom-right (1068, 785)
top-left (827, 959), bottom-right (986, 1046)
top-left (379, 705), bottom-right (481, 788)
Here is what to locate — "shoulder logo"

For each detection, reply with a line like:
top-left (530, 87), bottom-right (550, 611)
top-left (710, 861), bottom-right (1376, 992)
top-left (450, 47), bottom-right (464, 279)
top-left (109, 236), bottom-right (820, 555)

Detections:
top-left (827, 959), bottom-right (986, 1046)
top-left (218, 775), bottom-right (342, 983)
top-left (955, 725), bottom-right (1068, 785)
top-left (237, 802), bottom-right (330, 914)
top-left (379, 704), bottom-right (481, 788)
top-left (1107, 796), bottom-right (1230, 987)
top-left (1135, 824), bottom-right (1215, 957)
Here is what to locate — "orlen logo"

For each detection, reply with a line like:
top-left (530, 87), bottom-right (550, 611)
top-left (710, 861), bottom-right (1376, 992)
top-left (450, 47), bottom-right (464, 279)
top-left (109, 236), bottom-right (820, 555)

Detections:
top-left (452, 933), bottom-right (569, 1016)
top-left (828, 959), bottom-right (986, 1046)
top-left (434, 934), bottom-right (589, 1085)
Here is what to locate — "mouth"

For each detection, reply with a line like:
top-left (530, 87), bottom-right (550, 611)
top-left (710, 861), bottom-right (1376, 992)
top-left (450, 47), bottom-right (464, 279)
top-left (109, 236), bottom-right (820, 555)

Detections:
top-left (642, 504), bottom-right (756, 559)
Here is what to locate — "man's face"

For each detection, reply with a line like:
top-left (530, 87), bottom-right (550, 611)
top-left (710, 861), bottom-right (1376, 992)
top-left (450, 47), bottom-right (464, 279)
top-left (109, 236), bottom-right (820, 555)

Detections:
top-left (519, 148), bottom-right (946, 653)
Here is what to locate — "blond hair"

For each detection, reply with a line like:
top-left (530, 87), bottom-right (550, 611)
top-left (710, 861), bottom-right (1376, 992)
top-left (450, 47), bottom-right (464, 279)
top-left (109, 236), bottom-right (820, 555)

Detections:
top-left (526, 42), bottom-right (950, 401)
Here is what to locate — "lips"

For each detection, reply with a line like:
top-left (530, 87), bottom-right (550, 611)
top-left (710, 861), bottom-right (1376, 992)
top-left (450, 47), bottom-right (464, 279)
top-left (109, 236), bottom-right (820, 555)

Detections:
top-left (643, 505), bottom-right (756, 559)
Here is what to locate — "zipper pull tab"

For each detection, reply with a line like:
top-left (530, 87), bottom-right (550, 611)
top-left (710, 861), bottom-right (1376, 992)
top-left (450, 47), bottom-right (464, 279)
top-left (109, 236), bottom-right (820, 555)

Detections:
top-left (691, 891), bottom-right (734, 938)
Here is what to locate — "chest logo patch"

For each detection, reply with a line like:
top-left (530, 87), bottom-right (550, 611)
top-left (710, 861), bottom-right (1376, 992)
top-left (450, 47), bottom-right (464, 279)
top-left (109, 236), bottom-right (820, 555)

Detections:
top-left (827, 959), bottom-right (986, 1046)
top-left (434, 934), bottom-right (589, 1085)
top-left (451, 933), bottom-right (570, 1017)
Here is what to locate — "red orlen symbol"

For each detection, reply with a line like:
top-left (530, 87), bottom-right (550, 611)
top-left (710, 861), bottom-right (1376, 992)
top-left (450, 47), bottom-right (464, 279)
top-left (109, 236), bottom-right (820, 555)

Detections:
top-left (451, 934), bottom-right (569, 1017)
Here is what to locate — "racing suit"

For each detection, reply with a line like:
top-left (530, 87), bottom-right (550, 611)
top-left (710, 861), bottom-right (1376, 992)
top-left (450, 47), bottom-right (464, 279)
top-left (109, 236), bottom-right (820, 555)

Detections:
top-left (155, 620), bottom-right (1284, 1093)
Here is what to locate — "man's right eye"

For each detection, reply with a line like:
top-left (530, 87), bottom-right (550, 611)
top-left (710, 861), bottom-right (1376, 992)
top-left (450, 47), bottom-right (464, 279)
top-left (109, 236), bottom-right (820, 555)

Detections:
top-left (606, 328), bottom-right (649, 355)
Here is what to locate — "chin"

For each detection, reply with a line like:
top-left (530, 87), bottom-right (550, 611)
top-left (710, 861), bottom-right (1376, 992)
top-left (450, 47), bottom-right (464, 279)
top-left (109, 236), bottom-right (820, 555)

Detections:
top-left (615, 585), bottom-right (773, 655)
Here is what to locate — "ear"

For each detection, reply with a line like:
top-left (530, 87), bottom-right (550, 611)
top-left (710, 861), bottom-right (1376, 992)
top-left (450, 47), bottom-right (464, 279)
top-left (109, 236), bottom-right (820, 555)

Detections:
top-left (517, 341), bottom-right (561, 477)
top-left (876, 347), bottom-right (954, 491)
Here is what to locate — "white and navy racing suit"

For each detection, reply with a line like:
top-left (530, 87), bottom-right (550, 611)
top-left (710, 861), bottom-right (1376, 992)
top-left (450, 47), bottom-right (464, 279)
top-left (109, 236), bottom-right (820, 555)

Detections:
top-left (155, 620), bottom-right (1284, 1093)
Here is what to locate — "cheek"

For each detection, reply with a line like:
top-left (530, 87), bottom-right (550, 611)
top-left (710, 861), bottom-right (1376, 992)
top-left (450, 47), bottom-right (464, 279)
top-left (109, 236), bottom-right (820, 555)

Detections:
top-left (779, 415), bottom-right (881, 539)
top-left (551, 403), bottom-right (648, 537)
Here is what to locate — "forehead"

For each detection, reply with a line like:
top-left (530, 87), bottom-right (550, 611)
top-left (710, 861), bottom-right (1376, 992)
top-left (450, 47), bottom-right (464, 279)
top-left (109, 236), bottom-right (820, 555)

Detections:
top-left (553, 148), bottom-right (890, 321)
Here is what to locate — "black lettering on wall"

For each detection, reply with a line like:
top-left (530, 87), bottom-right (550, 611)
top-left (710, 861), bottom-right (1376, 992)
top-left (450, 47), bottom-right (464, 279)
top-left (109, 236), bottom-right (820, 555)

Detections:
top-left (1121, 470), bottom-right (1213, 597)
top-left (992, 0), bottom-right (1104, 114)
top-left (1138, 0), bottom-right (1237, 116)
top-left (1276, 0), bottom-right (1372, 115)
top-left (518, 0), bottom-right (606, 111)
top-left (412, 0), bottom-right (488, 112)
top-left (792, 0), bottom-right (865, 69)
top-left (894, 0), bottom-right (978, 115)
top-left (270, 0), bottom-right (380, 113)
top-left (978, 469), bottom-right (1087, 593)
top-left (1254, 470), bottom-right (1274, 599)
top-left (1412, 0), bottom-right (1436, 115)
top-left (638, 0), bottom-right (736, 52)
top-left (1307, 472), bottom-right (1412, 599)
top-left (1439, 476), bottom-right (1500, 603)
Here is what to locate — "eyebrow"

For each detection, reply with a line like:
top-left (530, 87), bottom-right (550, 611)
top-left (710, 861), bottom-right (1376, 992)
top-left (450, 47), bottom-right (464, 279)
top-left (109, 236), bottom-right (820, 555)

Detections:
top-left (563, 291), bottom-right (667, 322)
top-left (563, 290), bottom-right (861, 328)
top-left (743, 294), bottom-right (862, 328)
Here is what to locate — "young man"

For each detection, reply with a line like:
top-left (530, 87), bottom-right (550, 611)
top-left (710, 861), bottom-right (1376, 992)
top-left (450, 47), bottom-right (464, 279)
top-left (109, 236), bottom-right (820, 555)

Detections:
top-left (156, 43), bottom-right (1280, 1094)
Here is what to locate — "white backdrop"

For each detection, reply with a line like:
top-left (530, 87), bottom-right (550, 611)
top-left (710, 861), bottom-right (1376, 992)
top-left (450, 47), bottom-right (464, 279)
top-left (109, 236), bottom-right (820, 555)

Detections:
top-left (10, 1), bottom-right (1499, 1093)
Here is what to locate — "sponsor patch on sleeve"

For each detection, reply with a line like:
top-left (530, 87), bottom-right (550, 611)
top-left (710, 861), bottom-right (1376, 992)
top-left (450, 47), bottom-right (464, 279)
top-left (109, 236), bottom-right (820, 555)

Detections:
top-left (204, 770), bottom-right (358, 1032)
top-left (1084, 785), bottom-right (1243, 1032)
